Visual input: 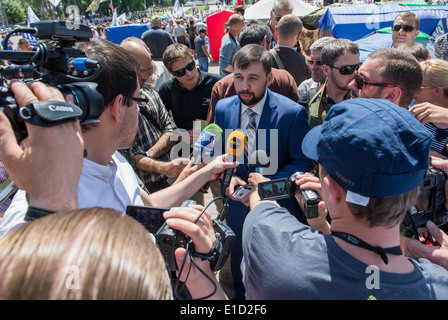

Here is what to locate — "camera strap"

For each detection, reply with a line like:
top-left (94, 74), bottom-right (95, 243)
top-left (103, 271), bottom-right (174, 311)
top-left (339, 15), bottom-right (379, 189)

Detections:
top-left (331, 232), bottom-right (402, 265)
top-left (20, 101), bottom-right (82, 127)
top-left (192, 236), bottom-right (222, 266)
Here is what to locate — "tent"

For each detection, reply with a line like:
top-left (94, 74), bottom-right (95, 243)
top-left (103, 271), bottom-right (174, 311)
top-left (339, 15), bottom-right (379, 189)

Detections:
top-left (355, 27), bottom-right (431, 62)
top-left (319, 4), bottom-right (448, 41)
top-left (206, 10), bottom-right (234, 61)
top-left (301, 3), bottom-right (348, 30)
top-left (244, 0), bottom-right (316, 20)
top-left (105, 24), bottom-right (150, 45)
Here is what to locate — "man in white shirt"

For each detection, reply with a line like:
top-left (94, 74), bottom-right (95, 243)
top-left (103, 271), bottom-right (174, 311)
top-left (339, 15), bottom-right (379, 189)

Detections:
top-left (0, 38), bottom-right (237, 238)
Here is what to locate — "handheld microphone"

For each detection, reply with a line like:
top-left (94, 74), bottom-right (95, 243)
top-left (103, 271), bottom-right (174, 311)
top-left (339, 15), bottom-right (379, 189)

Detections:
top-left (191, 123), bottom-right (223, 165)
top-left (249, 150), bottom-right (270, 174)
top-left (221, 130), bottom-right (246, 196)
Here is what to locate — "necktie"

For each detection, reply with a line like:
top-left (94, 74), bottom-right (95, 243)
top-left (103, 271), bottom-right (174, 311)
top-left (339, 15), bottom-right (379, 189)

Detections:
top-left (245, 108), bottom-right (257, 162)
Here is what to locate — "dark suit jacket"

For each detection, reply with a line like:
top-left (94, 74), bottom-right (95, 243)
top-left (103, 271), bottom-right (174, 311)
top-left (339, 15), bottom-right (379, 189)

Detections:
top-left (214, 88), bottom-right (313, 228)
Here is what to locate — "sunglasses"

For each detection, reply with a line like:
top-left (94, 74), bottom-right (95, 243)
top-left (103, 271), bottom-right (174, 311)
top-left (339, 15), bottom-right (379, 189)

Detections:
top-left (272, 11), bottom-right (283, 21)
top-left (392, 24), bottom-right (416, 32)
top-left (328, 63), bottom-right (361, 75)
top-left (124, 96), bottom-right (150, 107)
top-left (354, 71), bottom-right (404, 92)
top-left (307, 59), bottom-right (322, 66)
top-left (171, 60), bottom-right (195, 77)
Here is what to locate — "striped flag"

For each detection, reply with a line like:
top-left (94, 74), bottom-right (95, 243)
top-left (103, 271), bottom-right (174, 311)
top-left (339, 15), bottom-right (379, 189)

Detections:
top-left (22, 33), bottom-right (38, 46)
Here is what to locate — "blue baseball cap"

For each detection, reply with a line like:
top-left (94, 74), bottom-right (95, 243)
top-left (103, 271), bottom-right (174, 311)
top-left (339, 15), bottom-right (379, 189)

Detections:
top-left (302, 98), bottom-right (432, 199)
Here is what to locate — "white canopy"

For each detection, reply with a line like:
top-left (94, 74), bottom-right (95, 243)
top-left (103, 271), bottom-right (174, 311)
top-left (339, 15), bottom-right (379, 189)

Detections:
top-left (244, 0), bottom-right (317, 20)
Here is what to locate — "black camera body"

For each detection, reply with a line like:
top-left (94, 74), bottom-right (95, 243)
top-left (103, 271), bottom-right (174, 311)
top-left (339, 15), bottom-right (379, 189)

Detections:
top-left (258, 172), bottom-right (321, 219)
top-left (0, 21), bottom-right (104, 142)
top-left (155, 200), bottom-right (235, 273)
top-left (402, 167), bottom-right (448, 238)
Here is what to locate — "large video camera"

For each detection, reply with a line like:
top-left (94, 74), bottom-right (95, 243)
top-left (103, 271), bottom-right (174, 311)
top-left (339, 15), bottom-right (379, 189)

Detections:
top-left (258, 172), bottom-right (321, 219)
top-left (0, 20), bottom-right (104, 142)
top-left (402, 167), bottom-right (448, 239)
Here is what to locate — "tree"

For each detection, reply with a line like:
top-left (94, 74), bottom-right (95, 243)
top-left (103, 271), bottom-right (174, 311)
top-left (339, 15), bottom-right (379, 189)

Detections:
top-left (3, 0), bottom-right (27, 25)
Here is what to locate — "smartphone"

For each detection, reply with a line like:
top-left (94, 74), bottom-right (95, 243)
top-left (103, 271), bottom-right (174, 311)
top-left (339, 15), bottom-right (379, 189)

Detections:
top-left (126, 205), bottom-right (169, 234)
top-left (233, 185), bottom-right (252, 200)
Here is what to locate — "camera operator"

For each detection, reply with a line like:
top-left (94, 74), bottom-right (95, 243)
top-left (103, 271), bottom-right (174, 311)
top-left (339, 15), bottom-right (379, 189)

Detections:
top-left (403, 157), bottom-right (448, 271)
top-left (242, 98), bottom-right (448, 300)
top-left (0, 38), bottom-right (237, 238)
top-left (0, 81), bottom-right (229, 300)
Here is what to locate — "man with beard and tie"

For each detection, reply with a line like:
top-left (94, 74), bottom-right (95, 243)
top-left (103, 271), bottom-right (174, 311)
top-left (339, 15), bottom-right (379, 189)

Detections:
top-left (213, 44), bottom-right (313, 300)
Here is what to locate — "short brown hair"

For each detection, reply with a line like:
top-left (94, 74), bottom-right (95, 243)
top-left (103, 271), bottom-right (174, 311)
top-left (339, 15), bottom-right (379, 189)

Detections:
top-left (228, 13), bottom-right (244, 27)
top-left (162, 43), bottom-right (194, 71)
top-left (368, 48), bottom-right (422, 108)
top-left (394, 11), bottom-right (420, 30)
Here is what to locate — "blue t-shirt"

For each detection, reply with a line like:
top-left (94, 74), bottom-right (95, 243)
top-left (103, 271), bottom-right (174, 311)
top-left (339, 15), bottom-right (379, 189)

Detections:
top-left (242, 202), bottom-right (448, 300)
top-left (194, 36), bottom-right (207, 58)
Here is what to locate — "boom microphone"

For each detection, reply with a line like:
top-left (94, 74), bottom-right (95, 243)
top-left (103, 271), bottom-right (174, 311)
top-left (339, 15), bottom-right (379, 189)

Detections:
top-left (221, 130), bottom-right (246, 196)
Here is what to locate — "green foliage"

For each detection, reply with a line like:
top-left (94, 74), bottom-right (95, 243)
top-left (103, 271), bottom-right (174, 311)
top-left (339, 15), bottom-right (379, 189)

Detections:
top-left (3, 0), bottom-right (27, 25)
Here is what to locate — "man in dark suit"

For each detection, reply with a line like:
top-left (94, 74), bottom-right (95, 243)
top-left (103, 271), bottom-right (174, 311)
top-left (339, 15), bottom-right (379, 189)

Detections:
top-left (270, 14), bottom-right (310, 87)
top-left (214, 44), bottom-right (314, 299)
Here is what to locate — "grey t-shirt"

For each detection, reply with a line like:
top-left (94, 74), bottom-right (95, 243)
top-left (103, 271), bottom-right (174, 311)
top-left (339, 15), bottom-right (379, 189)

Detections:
top-left (242, 202), bottom-right (448, 300)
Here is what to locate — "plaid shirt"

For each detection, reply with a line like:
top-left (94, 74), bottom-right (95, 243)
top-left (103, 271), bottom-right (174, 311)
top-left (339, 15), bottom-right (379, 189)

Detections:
top-left (119, 85), bottom-right (177, 184)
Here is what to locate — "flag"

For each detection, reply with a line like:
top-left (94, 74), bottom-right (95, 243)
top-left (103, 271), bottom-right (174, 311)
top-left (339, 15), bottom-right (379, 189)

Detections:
top-left (111, 8), bottom-right (118, 26)
top-left (27, 6), bottom-right (40, 26)
top-left (109, 0), bottom-right (115, 11)
top-left (22, 32), bottom-right (38, 46)
top-left (199, 10), bottom-right (203, 22)
top-left (181, 5), bottom-right (185, 18)
top-left (173, 0), bottom-right (180, 17)
top-left (117, 13), bottom-right (126, 25)
top-left (222, 0), bottom-right (227, 10)
top-left (86, 0), bottom-right (101, 12)
top-left (48, 0), bottom-right (61, 6)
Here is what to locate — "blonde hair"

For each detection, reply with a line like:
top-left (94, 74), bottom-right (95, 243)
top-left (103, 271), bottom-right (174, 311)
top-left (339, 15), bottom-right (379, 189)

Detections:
top-left (420, 58), bottom-right (448, 97)
top-left (0, 208), bottom-right (172, 300)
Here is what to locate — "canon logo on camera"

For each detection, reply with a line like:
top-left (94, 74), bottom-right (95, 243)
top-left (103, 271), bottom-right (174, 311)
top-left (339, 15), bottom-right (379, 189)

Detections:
top-left (48, 104), bottom-right (75, 113)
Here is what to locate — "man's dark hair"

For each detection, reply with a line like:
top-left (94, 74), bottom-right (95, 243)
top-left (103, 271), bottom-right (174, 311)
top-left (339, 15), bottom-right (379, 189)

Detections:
top-left (238, 20), bottom-right (272, 48)
top-left (232, 43), bottom-right (272, 75)
top-left (234, 5), bottom-right (245, 15)
top-left (321, 38), bottom-right (359, 67)
top-left (368, 48), bottom-right (422, 108)
top-left (162, 43), bottom-right (194, 71)
top-left (76, 38), bottom-right (139, 108)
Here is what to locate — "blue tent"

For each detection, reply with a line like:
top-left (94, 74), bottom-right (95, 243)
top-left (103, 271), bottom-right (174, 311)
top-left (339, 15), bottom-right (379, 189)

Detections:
top-left (319, 4), bottom-right (448, 41)
top-left (105, 24), bottom-right (151, 45)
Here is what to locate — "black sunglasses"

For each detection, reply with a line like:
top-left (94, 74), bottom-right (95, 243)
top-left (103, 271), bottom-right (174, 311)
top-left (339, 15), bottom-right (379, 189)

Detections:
top-left (392, 24), bottom-right (416, 32)
top-left (124, 96), bottom-right (150, 107)
top-left (272, 11), bottom-right (283, 21)
top-left (171, 60), bottom-right (195, 77)
top-left (354, 70), bottom-right (404, 92)
top-left (328, 63), bottom-right (361, 75)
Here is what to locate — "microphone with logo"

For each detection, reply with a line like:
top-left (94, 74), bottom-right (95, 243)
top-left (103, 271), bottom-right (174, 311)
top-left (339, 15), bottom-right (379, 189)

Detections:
top-left (191, 123), bottom-right (223, 165)
top-left (220, 130), bottom-right (246, 196)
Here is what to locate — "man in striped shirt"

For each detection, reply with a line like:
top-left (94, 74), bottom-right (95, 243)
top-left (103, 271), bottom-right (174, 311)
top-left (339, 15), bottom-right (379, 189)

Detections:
top-left (120, 37), bottom-right (189, 193)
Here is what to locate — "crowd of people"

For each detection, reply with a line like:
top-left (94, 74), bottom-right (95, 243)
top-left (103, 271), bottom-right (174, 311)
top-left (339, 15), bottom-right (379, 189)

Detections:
top-left (0, 0), bottom-right (448, 301)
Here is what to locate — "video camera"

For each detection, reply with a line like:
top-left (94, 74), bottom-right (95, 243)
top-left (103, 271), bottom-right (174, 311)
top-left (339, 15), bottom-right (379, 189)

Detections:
top-left (402, 167), bottom-right (448, 239)
top-left (258, 172), bottom-right (321, 219)
top-left (127, 200), bottom-right (235, 273)
top-left (0, 20), bottom-right (104, 142)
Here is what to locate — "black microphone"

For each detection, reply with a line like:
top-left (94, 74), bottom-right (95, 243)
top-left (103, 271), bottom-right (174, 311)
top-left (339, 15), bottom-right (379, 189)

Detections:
top-left (221, 130), bottom-right (246, 196)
